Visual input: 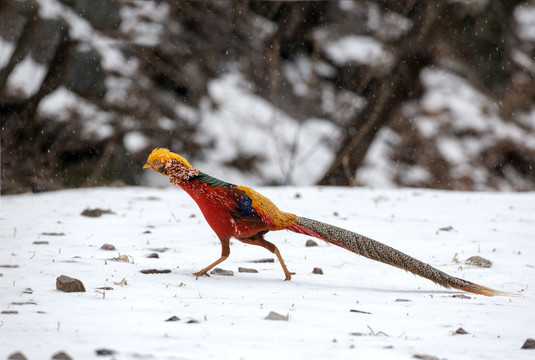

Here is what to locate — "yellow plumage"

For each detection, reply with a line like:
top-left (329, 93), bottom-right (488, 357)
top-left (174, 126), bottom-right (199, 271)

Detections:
top-left (145, 148), bottom-right (192, 168)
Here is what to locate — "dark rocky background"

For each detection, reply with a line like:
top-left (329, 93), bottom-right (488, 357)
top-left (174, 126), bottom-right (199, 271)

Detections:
top-left (1, 0), bottom-right (534, 194)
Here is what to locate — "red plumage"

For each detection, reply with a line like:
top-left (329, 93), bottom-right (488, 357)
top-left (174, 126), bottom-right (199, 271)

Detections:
top-left (180, 179), bottom-right (269, 240)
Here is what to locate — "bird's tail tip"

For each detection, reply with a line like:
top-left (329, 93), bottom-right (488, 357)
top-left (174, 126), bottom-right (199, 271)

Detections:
top-left (459, 283), bottom-right (520, 297)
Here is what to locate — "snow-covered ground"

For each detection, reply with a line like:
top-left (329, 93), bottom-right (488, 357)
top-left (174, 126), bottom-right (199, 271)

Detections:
top-left (1, 186), bottom-right (534, 359)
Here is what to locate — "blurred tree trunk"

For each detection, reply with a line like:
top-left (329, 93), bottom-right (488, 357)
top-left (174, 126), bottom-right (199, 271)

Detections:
top-left (318, 1), bottom-right (437, 185)
top-left (318, 0), bottom-right (521, 186)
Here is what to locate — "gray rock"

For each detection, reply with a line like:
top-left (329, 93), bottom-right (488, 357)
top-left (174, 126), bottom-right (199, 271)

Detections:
top-left (349, 309), bottom-right (371, 315)
top-left (210, 268), bottom-right (234, 276)
top-left (452, 294), bottom-right (471, 299)
top-left (56, 275), bottom-right (86, 292)
top-left (306, 239), bottom-right (318, 247)
top-left (8, 352), bottom-right (27, 360)
top-left (81, 208), bottom-right (115, 217)
top-left (140, 269), bottom-right (171, 274)
top-left (51, 351), bottom-right (72, 360)
top-left (465, 256), bottom-right (492, 268)
top-left (248, 258), bottom-right (274, 263)
top-left (95, 349), bottom-right (115, 356)
top-left (413, 355), bottom-right (439, 360)
top-left (265, 311), bottom-right (288, 321)
top-left (521, 338), bottom-right (535, 349)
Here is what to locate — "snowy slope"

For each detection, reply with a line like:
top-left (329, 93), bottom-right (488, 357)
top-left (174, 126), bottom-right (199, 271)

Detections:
top-left (0, 187), bottom-right (534, 359)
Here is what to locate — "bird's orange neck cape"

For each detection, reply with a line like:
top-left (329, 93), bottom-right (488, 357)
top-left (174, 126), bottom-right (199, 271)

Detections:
top-left (165, 158), bottom-right (298, 232)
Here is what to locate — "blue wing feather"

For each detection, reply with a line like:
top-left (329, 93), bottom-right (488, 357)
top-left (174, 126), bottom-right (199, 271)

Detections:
top-left (235, 194), bottom-right (261, 219)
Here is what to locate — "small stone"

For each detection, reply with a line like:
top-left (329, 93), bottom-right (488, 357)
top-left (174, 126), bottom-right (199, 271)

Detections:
top-left (1, 310), bottom-right (19, 314)
top-left (52, 351), bottom-right (72, 360)
top-left (100, 244), bottom-right (116, 251)
top-left (452, 294), bottom-right (471, 299)
top-left (41, 232), bottom-right (65, 236)
top-left (210, 268), bottom-right (234, 276)
top-left (305, 239), bottom-right (318, 247)
top-left (95, 349), bottom-right (115, 356)
top-left (350, 309), bottom-right (372, 315)
top-left (143, 230), bottom-right (152, 234)
top-left (521, 338), bottom-right (535, 349)
top-left (108, 254), bottom-right (133, 262)
top-left (465, 256), bottom-right (492, 268)
top-left (166, 316), bottom-right (180, 322)
top-left (11, 302), bottom-right (37, 305)
top-left (187, 319), bottom-right (199, 324)
top-left (438, 226), bottom-right (453, 232)
top-left (265, 311), bottom-right (288, 321)
top-left (455, 327), bottom-right (468, 335)
top-left (147, 253), bottom-right (159, 258)
top-left (238, 267), bottom-right (258, 273)
top-left (22, 288), bottom-right (33, 294)
top-left (56, 275), bottom-right (86, 292)
top-left (312, 267), bottom-right (323, 275)
top-left (81, 208), bottom-right (115, 217)
top-left (7, 352), bottom-right (27, 360)
top-left (395, 298), bottom-right (411, 302)
top-left (96, 287), bottom-right (114, 290)
top-left (33, 241), bottom-right (49, 245)
top-left (140, 269), bottom-right (171, 274)
top-left (413, 355), bottom-right (439, 360)
top-left (249, 258), bottom-right (274, 263)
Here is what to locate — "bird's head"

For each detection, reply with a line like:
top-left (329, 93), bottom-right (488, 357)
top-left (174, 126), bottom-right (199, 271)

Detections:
top-left (143, 148), bottom-right (192, 176)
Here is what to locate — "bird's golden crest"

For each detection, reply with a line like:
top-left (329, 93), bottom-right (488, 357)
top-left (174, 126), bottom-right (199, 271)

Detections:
top-left (145, 148), bottom-right (192, 168)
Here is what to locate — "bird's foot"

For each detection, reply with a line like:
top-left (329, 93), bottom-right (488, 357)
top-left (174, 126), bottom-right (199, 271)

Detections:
top-left (193, 270), bottom-right (210, 278)
top-left (284, 272), bottom-right (296, 281)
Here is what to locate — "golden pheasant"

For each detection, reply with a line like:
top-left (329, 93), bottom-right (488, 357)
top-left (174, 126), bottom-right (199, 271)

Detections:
top-left (144, 148), bottom-right (511, 296)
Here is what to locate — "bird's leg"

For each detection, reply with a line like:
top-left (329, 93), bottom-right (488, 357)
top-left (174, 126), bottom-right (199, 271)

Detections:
top-left (194, 236), bottom-right (230, 278)
top-left (240, 234), bottom-right (295, 281)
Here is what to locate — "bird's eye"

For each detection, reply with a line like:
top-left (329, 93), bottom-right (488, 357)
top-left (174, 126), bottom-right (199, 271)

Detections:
top-left (153, 160), bottom-right (158, 165)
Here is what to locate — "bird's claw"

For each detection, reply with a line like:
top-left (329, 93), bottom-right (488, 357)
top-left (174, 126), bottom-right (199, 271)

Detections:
top-left (193, 271), bottom-right (210, 278)
top-left (284, 272), bottom-right (296, 281)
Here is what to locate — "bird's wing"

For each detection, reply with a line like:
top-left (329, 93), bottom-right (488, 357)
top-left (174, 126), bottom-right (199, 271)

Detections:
top-left (228, 188), bottom-right (264, 223)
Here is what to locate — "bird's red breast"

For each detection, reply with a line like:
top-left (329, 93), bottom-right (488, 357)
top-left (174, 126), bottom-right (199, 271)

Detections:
top-left (179, 179), bottom-right (270, 239)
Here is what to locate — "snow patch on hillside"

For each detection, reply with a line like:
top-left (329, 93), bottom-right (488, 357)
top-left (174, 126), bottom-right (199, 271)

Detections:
top-left (197, 72), bottom-right (341, 186)
top-left (5, 56), bottom-right (47, 97)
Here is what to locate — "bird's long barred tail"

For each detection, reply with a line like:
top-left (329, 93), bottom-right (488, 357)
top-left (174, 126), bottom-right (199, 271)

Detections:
top-left (290, 217), bottom-right (510, 297)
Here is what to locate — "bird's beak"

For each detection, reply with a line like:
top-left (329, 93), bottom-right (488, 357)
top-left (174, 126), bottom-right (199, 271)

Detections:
top-left (143, 163), bottom-right (151, 170)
